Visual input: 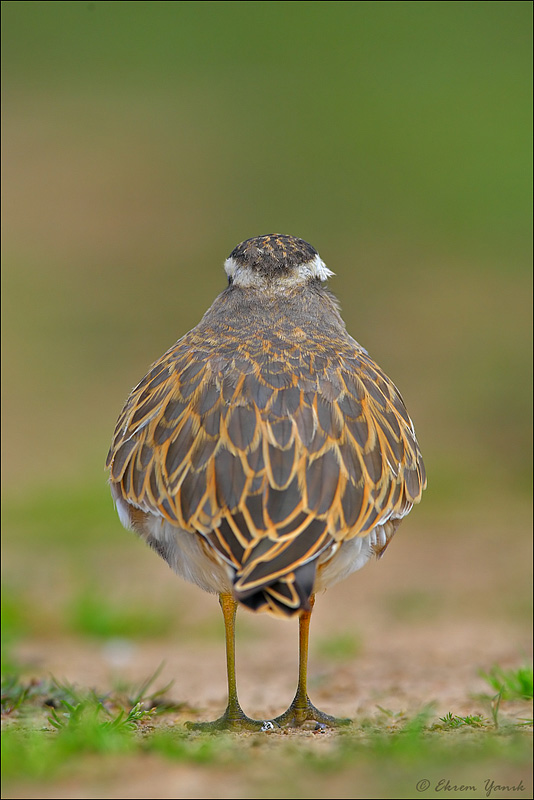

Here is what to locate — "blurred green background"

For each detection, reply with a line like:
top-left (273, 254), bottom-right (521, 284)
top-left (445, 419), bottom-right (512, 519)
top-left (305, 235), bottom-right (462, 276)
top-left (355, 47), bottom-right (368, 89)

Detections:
top-left (1, 2), bottom-right (532, 796)
top-left (2, 0), bottom-right (532, 497)
top-left (2, 0), bottom-right (532, 677)
top-left (2, 0), bottom-right (532, 638)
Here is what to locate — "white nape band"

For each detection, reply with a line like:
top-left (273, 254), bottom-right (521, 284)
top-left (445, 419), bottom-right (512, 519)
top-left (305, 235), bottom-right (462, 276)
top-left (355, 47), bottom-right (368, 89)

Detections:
top-left (296, 254), bottom-right (335, 281)
top-left (224, 253), bottom-right (334, 285)
top-left (224, 256), bottom-right (240, 280)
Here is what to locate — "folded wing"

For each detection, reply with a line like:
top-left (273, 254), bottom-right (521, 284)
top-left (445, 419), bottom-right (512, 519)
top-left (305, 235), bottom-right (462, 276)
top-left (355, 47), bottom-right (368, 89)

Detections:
top-left (107, 334), bottom-right (426, 615)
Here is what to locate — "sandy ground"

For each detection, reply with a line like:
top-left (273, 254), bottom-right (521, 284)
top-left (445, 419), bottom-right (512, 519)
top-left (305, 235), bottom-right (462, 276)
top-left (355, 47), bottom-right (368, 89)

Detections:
top-left (4, 510), bottom-right (532, 800)
top-left (12, 522), bottom-right (532, 726)
top-left (8, 596), bottom-right (532, 799)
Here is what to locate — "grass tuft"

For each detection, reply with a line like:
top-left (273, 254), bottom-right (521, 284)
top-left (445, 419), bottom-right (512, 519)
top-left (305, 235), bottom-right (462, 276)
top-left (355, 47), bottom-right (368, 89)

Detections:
top-left (434, 712), bottom-right (489, 730)
top-left (479, 664), bottom-right (533, 701)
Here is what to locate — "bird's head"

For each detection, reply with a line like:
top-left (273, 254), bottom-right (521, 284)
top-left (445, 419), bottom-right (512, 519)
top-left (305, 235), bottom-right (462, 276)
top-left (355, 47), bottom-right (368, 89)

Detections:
top-left (224, 234), bottom-right (334, 290)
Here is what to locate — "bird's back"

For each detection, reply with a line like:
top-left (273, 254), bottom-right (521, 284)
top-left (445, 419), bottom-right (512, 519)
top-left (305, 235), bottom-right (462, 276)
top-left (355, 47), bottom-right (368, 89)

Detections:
top-left (107, 246), bottom-right (426, 616)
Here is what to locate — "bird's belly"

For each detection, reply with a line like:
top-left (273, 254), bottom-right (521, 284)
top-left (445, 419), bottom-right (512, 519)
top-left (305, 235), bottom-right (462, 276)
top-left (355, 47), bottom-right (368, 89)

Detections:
top-left (113, 491), bottom-right (232, 595)
top-left (316, 534), bottom-right (372, 591)
top-left (151, 517), bottom-right (233, 595)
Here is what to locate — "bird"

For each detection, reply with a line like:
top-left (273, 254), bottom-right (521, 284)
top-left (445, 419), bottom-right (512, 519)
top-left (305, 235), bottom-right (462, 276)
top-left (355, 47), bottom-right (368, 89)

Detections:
top-left (106, 233), bottom-right (426, 731)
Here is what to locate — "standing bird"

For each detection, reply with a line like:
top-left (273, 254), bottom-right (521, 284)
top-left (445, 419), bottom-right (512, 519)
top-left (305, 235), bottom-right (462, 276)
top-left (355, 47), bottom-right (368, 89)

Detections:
top-left (106, 234), bottom-right (426, 731)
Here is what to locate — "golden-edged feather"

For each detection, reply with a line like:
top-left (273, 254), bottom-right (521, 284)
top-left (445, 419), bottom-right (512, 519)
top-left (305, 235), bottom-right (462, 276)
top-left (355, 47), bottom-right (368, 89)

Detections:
top-left (107, 294), bottom-right (426, 615)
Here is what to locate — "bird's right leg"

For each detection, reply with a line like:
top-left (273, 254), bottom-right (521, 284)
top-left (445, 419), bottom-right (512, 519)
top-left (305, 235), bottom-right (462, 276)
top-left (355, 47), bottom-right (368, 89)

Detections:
top-left (186, 593), bottom-right (272, 732)
top-left (272, 595), bottom-right (351, 729)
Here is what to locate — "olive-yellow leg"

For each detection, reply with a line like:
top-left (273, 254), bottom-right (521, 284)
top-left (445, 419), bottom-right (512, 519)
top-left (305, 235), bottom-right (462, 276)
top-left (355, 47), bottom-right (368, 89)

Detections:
top-left (186, 593), bottom-right (351, 732)
top-left (273, 595), bottom-right (351, 729)
top-left (186, 593), bottom-right (270, 731)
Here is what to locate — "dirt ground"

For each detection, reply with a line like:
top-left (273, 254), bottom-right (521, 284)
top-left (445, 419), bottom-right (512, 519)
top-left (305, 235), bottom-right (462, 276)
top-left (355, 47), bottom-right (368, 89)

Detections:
top-left (3, 508), bottom-right (533, 800)
top-left (12, 517), bottom-right (532, 724)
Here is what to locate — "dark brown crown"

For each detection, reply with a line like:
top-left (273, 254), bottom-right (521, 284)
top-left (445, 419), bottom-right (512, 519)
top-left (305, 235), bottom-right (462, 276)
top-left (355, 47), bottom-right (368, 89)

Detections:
top-left (228, 234), bottom-right (318, 274)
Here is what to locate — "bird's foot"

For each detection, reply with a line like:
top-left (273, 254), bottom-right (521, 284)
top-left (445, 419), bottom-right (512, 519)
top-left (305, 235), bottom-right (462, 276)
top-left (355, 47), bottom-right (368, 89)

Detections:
top-left (185, 706), bottom-right (276, 733)
top-left (185, 696), bottom-right (351, 733)
top-left (272, 696), bottom-right (351, 730)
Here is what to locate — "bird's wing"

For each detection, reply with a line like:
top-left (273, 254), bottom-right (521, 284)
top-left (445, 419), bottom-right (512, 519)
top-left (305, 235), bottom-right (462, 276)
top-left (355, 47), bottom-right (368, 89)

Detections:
top-left (107, 332), bottom-right (425, 614)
